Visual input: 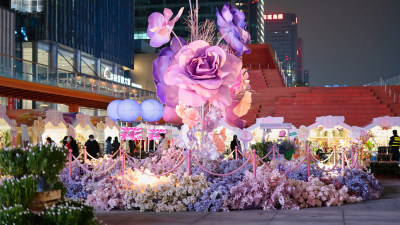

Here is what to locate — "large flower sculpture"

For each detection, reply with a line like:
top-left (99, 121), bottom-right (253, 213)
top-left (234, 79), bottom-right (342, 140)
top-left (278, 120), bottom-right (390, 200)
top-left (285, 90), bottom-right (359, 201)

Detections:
top-left (152, 37), bottom-right (187, 107)
top-left (164, 40), bottom-right (242, 108)
top-left (216, 3), bottom-right (251, 56)
top-left (149, 3), bottom-right (252, 151)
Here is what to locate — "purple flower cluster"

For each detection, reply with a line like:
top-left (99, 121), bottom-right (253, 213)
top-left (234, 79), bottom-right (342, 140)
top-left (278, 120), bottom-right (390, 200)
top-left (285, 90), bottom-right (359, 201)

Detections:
top-left (280, 164), bottom-right (324, 182)
top-left (193, 159), bottom-right (251, 212)
top-left (336, 168), bottom-right (383, 201)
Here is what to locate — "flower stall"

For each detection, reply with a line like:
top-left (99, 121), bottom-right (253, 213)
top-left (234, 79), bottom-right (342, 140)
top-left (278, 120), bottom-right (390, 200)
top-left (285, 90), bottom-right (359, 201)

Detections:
top-left (103, 117), bottom-right (120, 140)
top-left (42, 109), bottom-right (69, 145)
top-left (364, 116), bottom-right (400, 147)
top-left (308, 116), bottom-right (352, 149)
top-left (247, 117), bottom-right (297, 144)
top-left (0, 105), bottom-right (13, 148)
top-left (73, 113), bottom-right (97, 147)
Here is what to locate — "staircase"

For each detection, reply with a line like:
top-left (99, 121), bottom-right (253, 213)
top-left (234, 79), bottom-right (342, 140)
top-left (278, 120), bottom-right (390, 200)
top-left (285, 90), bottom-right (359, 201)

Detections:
top-left (243, 85), bottom-right (397, 128)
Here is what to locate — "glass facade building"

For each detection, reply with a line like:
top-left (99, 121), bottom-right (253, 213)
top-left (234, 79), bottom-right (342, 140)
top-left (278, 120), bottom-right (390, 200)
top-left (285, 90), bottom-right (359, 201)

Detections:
top-left (264, 13), bottom-right (298, 86)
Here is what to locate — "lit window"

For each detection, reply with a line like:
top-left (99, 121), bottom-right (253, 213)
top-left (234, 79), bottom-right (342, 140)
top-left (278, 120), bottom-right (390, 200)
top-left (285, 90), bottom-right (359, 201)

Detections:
top-left (267, 14), bottom-right (272, 20)
top-left (278, 14), bottom-right (283, 19)
top-left (273, 14), bottom-right (278, 19)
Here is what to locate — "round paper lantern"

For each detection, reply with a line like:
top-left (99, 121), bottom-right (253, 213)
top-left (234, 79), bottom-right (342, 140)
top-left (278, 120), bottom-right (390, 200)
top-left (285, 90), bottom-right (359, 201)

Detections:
top-left (163, 106), bottom-right (182, 124)
top-left (117, 99), bottom-right (141, 122)
top-left (107, 100), bottom-right (122, 121)
top-left (140, 99), bottom-right (164, 122)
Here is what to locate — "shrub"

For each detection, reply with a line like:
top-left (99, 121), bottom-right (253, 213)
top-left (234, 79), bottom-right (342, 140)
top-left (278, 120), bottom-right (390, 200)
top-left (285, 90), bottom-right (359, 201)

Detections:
top-left (0, 175), bottom-right (37, 208)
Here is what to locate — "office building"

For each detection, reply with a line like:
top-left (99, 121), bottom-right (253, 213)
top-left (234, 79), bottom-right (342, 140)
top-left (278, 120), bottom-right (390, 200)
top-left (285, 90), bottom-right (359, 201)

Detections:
top-left (0, 0), bottom-right (156, 114)
top-left (264, 13), bottom-right (298, 86)
top-left (11, 0), bottom-right (135, 83)
top-left (296, 38), bottom-right (303, 82)
top-left (304, 70), bottom-right (310, 86)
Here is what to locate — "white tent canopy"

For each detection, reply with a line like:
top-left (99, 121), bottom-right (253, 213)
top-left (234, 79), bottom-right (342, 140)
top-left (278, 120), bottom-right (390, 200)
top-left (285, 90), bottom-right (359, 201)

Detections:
top-left (42, 109), bottom-right (68, 144)
top-left (364, 116), bottom-right (400, 146)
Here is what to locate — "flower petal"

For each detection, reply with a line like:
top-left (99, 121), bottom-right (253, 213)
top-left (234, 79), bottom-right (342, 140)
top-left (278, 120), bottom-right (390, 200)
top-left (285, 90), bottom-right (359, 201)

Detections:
top-left (149, 28), bottom-right (171, 47)
top-left (178, 88), bottom-right (207, 107)
top-left (163, 8), bottom-right (173, 21)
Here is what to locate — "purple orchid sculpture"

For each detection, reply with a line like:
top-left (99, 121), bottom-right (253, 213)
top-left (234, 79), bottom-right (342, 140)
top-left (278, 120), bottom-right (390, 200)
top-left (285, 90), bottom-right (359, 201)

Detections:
top-left (147, 7), bottom-right (184, 47)
top-left (216, 3), bottom-right (251, 56)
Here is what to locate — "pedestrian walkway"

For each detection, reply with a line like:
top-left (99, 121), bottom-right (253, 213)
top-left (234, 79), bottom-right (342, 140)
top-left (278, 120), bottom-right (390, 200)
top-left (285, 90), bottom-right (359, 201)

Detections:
top-left (95, 179), bottom-right (400, 225)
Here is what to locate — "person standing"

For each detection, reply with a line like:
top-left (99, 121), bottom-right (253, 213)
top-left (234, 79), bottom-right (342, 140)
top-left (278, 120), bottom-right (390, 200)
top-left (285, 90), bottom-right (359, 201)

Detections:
top-left (158, 133), bottom-right (169, 152)
top-left (105, 136), bottom-right (113, 155)
top-left (112, 137), bottom-right (120, 154)
top-left (64, 136), bottom-right (79, 158)
top-left (85, 134), bottom-right (100, 159)
top-left (389, 130), bottom-right (400, 162)
top-left (230, 135), bottom-right (242, 159)
top-left (128, 140), bottom-right (136, 155)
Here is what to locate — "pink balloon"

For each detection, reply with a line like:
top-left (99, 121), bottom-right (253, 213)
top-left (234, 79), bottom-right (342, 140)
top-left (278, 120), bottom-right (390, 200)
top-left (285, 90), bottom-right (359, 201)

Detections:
top-left (162, 106), bottom-right (182, 124)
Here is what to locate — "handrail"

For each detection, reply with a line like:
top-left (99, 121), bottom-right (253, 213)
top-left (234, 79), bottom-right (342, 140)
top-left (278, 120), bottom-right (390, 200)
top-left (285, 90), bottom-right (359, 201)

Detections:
top-left (0, 52), bottom-right (157, 99)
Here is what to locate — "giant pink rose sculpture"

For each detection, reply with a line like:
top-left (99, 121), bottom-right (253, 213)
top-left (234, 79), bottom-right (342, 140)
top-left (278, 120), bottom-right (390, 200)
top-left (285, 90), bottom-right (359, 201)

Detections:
top-left (164, 40), bottom-right (242, 108)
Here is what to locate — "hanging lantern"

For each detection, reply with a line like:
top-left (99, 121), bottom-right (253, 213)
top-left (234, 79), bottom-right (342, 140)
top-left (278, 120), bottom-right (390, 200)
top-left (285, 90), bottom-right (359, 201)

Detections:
top-left (107, 100), bottom-right (122, 121)
top-left (140, 99), bottom-right (164, 122)
top-left (117, 99), bottom-right (141, 122)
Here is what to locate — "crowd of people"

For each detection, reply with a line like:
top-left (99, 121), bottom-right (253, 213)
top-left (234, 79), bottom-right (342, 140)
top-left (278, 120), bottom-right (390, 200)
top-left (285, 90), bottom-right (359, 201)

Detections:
top-left (42, 133), bottom-right (171, 160)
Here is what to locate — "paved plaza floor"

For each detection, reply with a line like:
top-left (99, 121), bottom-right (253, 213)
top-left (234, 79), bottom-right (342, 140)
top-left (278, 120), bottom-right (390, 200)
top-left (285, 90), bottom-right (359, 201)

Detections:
top-left (95, 179), bottom-right (400, 225)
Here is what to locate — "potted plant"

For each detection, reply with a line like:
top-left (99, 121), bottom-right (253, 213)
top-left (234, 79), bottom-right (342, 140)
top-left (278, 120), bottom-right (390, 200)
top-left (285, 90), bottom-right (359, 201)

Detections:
top-left (26, 144), bottom-right (68, 191)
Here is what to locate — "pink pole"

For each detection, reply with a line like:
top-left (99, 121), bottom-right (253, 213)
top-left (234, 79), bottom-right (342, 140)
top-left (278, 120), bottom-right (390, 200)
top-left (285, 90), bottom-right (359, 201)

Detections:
top-left (273, 144), bottom-right (276, 166)
top-left (252, 149), bottom-right (257, 178)
top-left (307, 144), bottom-right (311, 180)
top-left (83, 146), bottom-right (87, 164)
top-left (235, 146), bottom-right (238, 160)
top-left (68, 149), bottom-right (72, 183)
top-left (119, 146), bottom-right (122, 157)
top-left (334, 146), bottom-right (337, 165)
top-left (356, 146), bottom-right (359, 169)
top-left (187, 149), bottom-right (192, 175)
top-left (342, 148), bottom-right (345, 176)
top-left (121, 150), bottom-right (125, 185)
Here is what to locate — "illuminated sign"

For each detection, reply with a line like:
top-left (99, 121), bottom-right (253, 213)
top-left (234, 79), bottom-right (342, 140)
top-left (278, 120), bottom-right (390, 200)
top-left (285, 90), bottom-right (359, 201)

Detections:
top-left (104, 67), bottom-right (142, 88)
top-left (264, 13), bottom-right (284, 20)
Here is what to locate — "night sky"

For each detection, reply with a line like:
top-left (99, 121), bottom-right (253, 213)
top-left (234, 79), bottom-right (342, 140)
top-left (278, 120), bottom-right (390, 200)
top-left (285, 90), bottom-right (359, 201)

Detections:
top-left (264, 0), bottom-right (400, 86)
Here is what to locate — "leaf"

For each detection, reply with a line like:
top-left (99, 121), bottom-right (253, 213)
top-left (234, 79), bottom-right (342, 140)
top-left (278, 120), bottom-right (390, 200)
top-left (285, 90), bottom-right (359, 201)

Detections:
top-left (233, 91), bottom-right (252, 117)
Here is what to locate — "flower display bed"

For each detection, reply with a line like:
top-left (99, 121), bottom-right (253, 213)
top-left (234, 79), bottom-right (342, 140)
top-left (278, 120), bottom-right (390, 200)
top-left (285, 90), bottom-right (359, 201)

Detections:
top-left (61, 148), bottom-right (383, 212)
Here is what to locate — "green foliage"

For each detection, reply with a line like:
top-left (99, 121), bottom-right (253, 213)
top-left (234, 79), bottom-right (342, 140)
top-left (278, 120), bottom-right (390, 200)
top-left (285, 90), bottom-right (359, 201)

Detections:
top-left (0, 148), bottom-right (28, 177)
top-left (0, 205), bottom-right (37, 225)
top-left (26, 145), bottom-right (68, 186)
top-left (251, 141), bottom-right (272, 162)
top-left (0, 176), bottom-right (37, 208)
top-left (0, 131), bottom-right (12, 148)
top-left (41, 200), bottom-right (99, 225)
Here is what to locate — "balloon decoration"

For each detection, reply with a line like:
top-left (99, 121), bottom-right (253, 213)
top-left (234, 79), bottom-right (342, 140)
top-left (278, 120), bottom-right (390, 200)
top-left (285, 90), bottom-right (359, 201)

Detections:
top-left (107, 100), bottom-right (122, 121)
top-left (140, 99), bottom-right (164, 122)
top-left (117, 99), bottom-right (141, 122)
top-left (162, 106), bottom-right (182, 124)
top-left (107, 99), bottom-right (165, 123)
